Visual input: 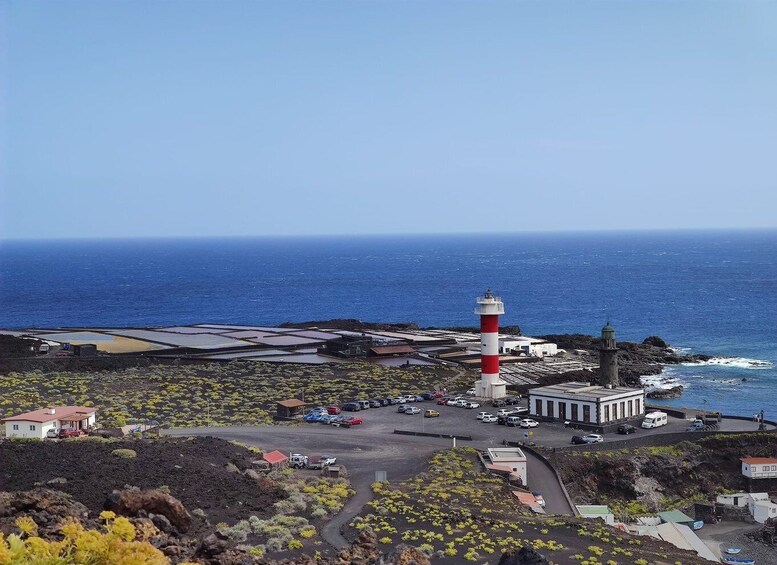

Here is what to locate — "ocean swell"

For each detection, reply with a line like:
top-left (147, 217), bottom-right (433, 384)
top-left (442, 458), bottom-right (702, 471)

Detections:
top-left (682, 357), bottom-right (774, 369)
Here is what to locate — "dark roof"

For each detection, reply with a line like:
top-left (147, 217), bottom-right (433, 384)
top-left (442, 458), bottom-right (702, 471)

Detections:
top-left (370, 345), bottom-right (415, 356)
top-left (276, 399), bottom-right (306, 408)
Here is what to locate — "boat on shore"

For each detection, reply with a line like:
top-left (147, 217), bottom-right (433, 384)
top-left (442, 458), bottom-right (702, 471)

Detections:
top-left (725, 548), bottom-right (742, 555)
top-left (721, 557), bottom-right (754, 565)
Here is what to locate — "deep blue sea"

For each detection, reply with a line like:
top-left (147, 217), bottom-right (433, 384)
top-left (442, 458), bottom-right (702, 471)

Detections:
top-left (0, 231), bottom-right (775, 417)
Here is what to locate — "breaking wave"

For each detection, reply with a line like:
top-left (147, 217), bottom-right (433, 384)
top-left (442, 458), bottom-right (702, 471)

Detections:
top-left (683, 357), bottom-right (774, 370)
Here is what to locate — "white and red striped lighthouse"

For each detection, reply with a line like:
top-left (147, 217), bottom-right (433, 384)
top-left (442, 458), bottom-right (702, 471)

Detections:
top-left (474, 290), bottom-right (507, 399)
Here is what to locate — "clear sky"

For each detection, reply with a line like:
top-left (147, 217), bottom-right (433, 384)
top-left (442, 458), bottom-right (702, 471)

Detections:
top-left (1, 0), bottom-right (776, 239)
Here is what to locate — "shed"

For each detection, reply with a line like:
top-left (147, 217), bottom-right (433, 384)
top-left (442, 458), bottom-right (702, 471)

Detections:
top-left (658, 510), bottom-right (695, 528)
top-left (276, 399), bottom-right (307, 419)
top-left (369, 345), bottom-right (415, 356)
top-left (262, 450), bottom-right (289, 469)
top-left (72, 344), bottom-right (98, 357)
top-left (576, 505), bottom-right (615, 526)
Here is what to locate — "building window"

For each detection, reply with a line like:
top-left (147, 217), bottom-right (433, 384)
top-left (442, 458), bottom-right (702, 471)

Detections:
top-left (559, 402), bottom-right (567, 420)
top-left (604, 405), bottom-right (610, 421)
top-left (583, 405), bottom-right (591, 423)
top-left (12, 424), bottom-right (19, 430)
top-left (612, 403), bottom-right (618, 420)
top-left (547, 400), bottom-right (554, 418)
top-left (619, 402), bottom-right (626, 419)
top-left (629, 400), bottom-right (634, 417)
top-left (535, 399), bottom-right (543, 416)
top-left (635, 399), bottom-right (641, 414)
top-left (772, 465), bottom-right (776, 471)
top-left (29, 425), bottom-right (36, 431)
top-left (571, 404), bottom-right (578, 421)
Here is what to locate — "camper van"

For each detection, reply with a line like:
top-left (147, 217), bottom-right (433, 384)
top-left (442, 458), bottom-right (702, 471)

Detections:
top-left (641, 411), bottom-right (668, 429)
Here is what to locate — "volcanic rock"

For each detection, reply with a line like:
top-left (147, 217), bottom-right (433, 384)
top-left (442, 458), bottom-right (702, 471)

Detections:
top-left (105, 488), bottom-right (192, 533)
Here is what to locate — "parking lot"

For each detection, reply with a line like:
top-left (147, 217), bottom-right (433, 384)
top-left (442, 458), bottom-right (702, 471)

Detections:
top-left (302, 396), bottom-right (773, 449)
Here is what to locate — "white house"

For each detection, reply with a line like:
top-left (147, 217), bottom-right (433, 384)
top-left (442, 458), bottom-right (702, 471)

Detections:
top-left (741, 457), bottom-right (777, 479)
top-left (486, 447), bottom-right (527, 486)
top-left (576, 505), bottom-right (616, 525)
top-left (528, 382), bottom-right (645, 425)
top-left (716, 492), bottom-right (750, 508)
top-left (499, 337), bottom-right (558, 357)
top-left (2, 406), bottom-right (97, 439)
top-left (745, 493), bottom-right (777, 524)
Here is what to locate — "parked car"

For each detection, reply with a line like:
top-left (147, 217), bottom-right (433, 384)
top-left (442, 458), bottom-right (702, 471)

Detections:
top-left (581, 433), bottom-right (604, 443)
top-left (571, 435), bottom-right (587, 444)
top-left (532, 491), bottom-right (546, 508)
top-left (466, 388), bottom-right (477, 396)
top-left (368, 399), bottom-right (381, 408)
top-left (476, 411), bottom-right (490, 420)
top-left (46, 429), bottom-right (60, 438)
top-left (481, 414), bottom-right (498, 423)
top-left (290, 454), bottom-right (308, 468)
top-left (385, 398), bottom-right (398, 405)
top-left (327, 406), bottom-right (341, 415)
top-left (617, 424), bottom-right (637, 434)
top-left (424, 409), bottom-right (440, 418)
top-left (58, 428), bottom-right (82, 438)
top-left (432, 391), bottom-right (444, 398)
top-left (506, 416), bottom-right (522, 427)
top-left (421, 392), bottom-right (435, 401)
top-left (446, 399), bottom-right (459, 406)
top-left (397, 405), bottom-right (408, 413)
top-left (393, 397), bottom-right (407, 404)
top-left (341, 403), bottom-right (360, 412)
top-left (492, 399), bottom-right (507, 407)
top-left (307, 455), bottom-right (337, 470)
top-left (331, 418), bottom-right (351, 428)
top-left (403, 395), bottom-right (417, 403)
top-left (465, 402), bottom-right (480, 409)
top-left (519, 419), bottom-right (539, 428)
top-left (404, 407), bottom-right (421, 415)
top-left (437, 397), bottom-right (450, 405)
top-left (686, 420), bottom-right (705, 431)
top-left (318, 414), bottom-right (333, 424)
top-left (357, 400), bottom-right (371, 410)
top-left (343, 416), bottom-right (363, 425)
top-left (497, 408), bottom-right (512, 417)
top-left (505, 396), bottom-right (522, 405)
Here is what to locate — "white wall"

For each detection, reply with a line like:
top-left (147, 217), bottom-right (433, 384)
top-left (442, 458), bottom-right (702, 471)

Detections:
top-left (4, 420), bottom-right (57, 439)
top-left (529, 391), bottom-right (644, 424)
top-left (752, 502), bottom-right (777, 524)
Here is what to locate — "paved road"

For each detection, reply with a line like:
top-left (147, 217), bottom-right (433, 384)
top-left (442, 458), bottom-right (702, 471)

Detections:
top-left (166, 425), bottom-right (454, 548)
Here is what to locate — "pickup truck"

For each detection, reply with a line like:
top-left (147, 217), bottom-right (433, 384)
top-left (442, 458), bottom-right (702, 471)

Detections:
top-left (307, 455), bottom-right (337, 470)
top-left (290, 454), bottom-right (308, 468)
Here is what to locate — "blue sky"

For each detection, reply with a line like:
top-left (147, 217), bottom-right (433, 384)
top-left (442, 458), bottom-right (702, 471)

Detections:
top-left (2, 1), bottom-right (776, 239)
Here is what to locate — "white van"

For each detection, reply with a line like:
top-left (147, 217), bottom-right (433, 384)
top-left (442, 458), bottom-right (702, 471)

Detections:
top-left (641, 411), bottom-right (668, 429)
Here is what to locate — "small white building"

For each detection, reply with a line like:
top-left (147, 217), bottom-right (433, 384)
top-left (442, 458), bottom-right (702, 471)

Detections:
top-left (741, 457), bottom-right (777, 479)
top-left (486, 447), bottom-right (527, 486)
top-left (2, 406), bottom-right (97, 439)
top-left (744, 493), bottom-right (777, 524)
top-left (576, 505), bottom-right (616, 525)
top-left (528, 382), bottom-right (645, 425)
top-left (499, 336), bottom-right (558, 357)
top-left (716, 492), bottom-right (750, 508)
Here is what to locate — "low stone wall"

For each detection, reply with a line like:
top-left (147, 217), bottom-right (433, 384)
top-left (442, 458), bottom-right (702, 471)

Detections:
top-left (393, 429), bottom-right (472, 441)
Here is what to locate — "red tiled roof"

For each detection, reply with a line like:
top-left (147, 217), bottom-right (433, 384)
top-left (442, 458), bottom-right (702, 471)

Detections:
top-left (741, 457), bottom-right (777, 464)
top-left (276, 399), bottom-right (306, 408)
top-left (263, 450), bottom-right (288, 465)
top-left (2, 406), bottom-right (96, 423)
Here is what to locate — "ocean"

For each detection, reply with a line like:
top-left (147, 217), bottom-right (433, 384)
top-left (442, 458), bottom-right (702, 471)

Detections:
top-left (0, 230), bottom-right (775, 417)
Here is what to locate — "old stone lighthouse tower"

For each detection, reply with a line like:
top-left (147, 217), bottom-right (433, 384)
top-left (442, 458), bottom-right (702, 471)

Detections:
top-left (598, 322), bottom-right (619, 386)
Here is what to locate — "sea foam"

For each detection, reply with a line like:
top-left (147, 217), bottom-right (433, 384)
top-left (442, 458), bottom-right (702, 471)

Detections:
top-left (682, 357), bottom-right (774, 369)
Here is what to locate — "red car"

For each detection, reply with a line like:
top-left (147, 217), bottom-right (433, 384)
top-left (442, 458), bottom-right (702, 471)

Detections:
top-left (343, 416), bottom-right (363, 425)
top-left (437, 397), bottom-right (450, 405)
top-left (58, 428), bottom-right (82, 438)
top-left (432, 391), bottom-right (443, 398)
top-left (327, 406), bottom-right (341, 415)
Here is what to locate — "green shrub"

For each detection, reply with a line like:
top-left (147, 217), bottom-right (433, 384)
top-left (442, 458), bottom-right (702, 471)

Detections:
top-left (111, 449), bottom-right (137, 459)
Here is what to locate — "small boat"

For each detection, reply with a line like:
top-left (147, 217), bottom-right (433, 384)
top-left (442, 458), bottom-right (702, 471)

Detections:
top-left (725, 548), bottom-right (742, 555)
top-left (692, 520), bottom-right (704, 530)
top-left (721, 557), bottom-right (754, 565)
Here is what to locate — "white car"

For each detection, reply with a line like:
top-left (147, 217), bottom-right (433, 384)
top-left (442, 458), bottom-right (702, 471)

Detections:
top-left (519, 419), bottom-right (539, 428)
top-left (454, 399), bottom-right (468, 407)
top-left (496, 408), bottom-right (512, 417)
top-left (481, 414), bottom-right (498, 423)
top-left (404, 406), bottom-right (421, 415)
top-left (466, 388), bottom-right (477, 396)
top-left (476, 411), bottom-right (490, 420)
top-left (446, 399), bottom-right (459, 406)
top-left (582, 433), bottom-right (604, 443)
top-left (393, 397), bottom-right (407, 404)
top-left (465, 402), bottom-right (480, 409)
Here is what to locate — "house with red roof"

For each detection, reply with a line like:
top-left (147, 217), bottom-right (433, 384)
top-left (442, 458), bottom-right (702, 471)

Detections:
top-left (2, 406), bottom-right (97, 439)
top-left (741, 456), bottom-right (777, 479)
top-left (262, 450), bottom-right (289, 469)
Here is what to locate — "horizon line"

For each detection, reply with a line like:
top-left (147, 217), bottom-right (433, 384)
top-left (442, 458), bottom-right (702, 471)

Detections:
top-left (2, 226), bottom-right (777, 243)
